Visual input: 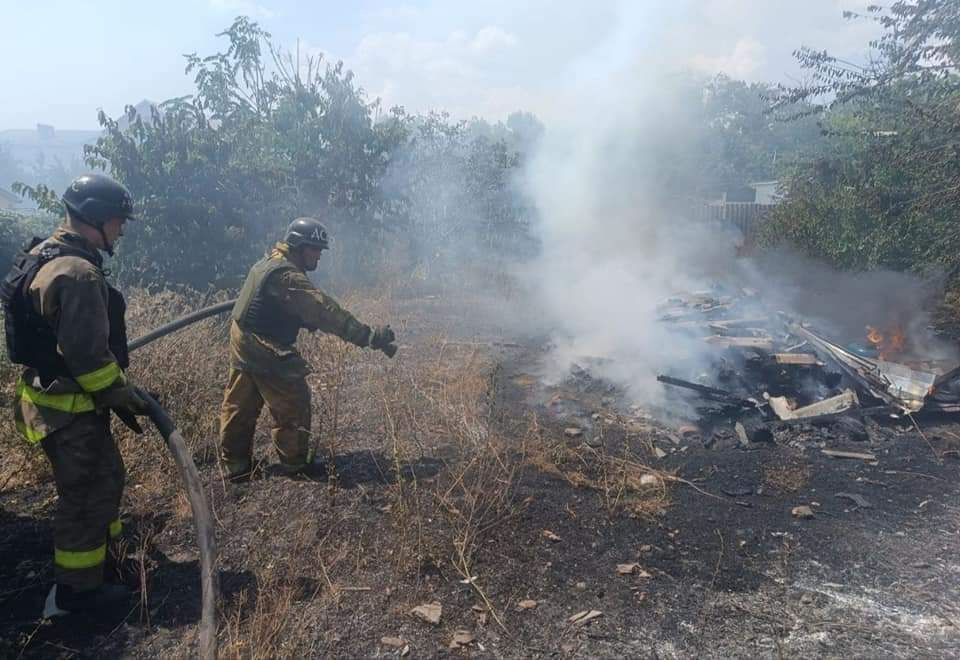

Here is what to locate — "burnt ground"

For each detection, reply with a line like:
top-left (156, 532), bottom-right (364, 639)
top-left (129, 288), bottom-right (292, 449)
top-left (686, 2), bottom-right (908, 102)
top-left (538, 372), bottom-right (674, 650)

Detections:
top-left (1, 294), bottom-right (959, 658)
top-left (500, 348), bottom-right (960, 658)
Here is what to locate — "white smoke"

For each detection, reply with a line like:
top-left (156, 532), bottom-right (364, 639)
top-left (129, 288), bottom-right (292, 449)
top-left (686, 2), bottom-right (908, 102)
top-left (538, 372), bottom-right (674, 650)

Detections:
top-left (522, 2), bottom-right (742, 404)
top-left (520, 1), bottom-right (955, 408)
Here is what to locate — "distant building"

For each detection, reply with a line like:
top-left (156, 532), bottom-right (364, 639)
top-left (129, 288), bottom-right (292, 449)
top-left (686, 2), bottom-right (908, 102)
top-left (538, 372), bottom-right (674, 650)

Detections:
top-left (700, 183), bottom-right (755, 205)
top-left (0, 125), bottom-right (100, 173)
top-left (749, 180), bottom-right (783, 205)
top-left (116, 100), bottom-right (161, 131)
top-left (695, 180), bottom-right (782, 242)
top-left (0, 188), bottom-right (20, 210)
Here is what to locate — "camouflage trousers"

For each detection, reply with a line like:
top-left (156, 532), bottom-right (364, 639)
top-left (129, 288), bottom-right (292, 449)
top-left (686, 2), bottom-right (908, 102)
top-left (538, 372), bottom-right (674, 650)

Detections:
top-left (219, 368), bottom-right (312, 477)
top-left (40, 412), bottom-right (124, 591)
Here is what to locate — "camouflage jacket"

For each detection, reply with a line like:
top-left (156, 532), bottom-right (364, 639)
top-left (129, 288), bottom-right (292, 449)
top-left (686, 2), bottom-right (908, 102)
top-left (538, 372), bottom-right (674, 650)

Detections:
top-left (229, 243), bottom-right (373, 378)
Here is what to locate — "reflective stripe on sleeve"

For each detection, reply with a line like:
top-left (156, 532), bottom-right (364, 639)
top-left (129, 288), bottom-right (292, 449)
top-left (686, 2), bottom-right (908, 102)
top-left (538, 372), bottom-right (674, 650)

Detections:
top-left (15, 419), bottom-right (46, 445)
top-left (75, 362), bottom-right (122, 393)
top-left (109, 519), bottom-right (122, 539)
top-left (16, 379), bottom-right (96, 414)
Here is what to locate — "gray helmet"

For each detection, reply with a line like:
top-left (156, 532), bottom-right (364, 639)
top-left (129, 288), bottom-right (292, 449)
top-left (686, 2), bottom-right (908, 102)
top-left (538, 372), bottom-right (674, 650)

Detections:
top-left (62, 173), bottom-right (137, 228)
top-left (285, 217), bottom-right (330, 250)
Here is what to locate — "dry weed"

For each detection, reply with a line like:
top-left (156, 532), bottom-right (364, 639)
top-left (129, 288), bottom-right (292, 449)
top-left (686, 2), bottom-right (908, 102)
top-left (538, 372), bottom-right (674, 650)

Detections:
top-left (1, 284), bottom-right (536, 651)
top-left (220, 522), bottom-right (330, 659)
top-left (763, 454), bottom-right (811, 493)
top-left (526, 424), bottom-right (670, 519)
top-left (351, 333), bottom-right (530, 628)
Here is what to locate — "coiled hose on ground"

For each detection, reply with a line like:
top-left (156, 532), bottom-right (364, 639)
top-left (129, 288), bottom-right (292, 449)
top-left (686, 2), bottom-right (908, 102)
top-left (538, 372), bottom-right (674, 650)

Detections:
top-left (128, 299), bottom-right (237, 660)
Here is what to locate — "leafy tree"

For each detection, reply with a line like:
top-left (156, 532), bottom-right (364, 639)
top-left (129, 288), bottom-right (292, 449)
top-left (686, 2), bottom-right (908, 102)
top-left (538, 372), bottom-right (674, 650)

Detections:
top-left (763, 1), bottom-right (960, 279)
top-left (0, 208), bottom-right (58, 274)
top-left (10, 182), bottom-right (62, 215)
top-left (700, 75), bottom-right (823, 191)
top-left (86, 17), bottom-right (404, 288)
top-left (378, 111), bottom-right (533, 280)
top-left (13, 17), bottom-right (535, 291)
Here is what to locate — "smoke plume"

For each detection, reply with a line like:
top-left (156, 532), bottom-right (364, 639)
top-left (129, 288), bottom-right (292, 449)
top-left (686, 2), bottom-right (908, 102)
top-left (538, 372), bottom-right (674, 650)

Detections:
top-left (521, 4), bottom-right (742, 404)
top-left (521, 2), bottom-right (956, 408)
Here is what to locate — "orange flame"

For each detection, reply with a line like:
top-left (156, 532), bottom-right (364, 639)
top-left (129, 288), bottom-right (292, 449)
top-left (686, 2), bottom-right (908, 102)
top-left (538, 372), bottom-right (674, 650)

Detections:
top-left (866, 324), bottom-right (906, 361)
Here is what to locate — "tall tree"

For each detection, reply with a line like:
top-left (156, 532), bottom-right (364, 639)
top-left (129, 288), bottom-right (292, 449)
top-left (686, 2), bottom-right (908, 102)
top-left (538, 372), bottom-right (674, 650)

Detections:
top-left (764, 1), bottom-right (960, 275)
top-left (85, 17), bottom-right (403, 287)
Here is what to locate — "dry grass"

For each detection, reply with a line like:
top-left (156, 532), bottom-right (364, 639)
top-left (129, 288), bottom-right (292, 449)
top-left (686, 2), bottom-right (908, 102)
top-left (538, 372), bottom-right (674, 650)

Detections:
top-left (526, 423), bottom-right (671, 519)
top-left (763, 453), bottom-right (811, 493)
top-left (377, 338), bottom-right (527, 595)
top-left (0, 279), bottom-right (667, 656)
top-left (220, 522), bottom-right (327, 659)
top-left (208, 317), bottom-right (531, 654)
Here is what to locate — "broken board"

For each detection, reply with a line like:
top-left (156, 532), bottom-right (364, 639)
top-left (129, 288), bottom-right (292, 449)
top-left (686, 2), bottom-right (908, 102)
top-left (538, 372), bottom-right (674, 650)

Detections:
top-left (772, 353), bottom-right (822, 367)
top-left (768, 389), bottom-right (859, 421)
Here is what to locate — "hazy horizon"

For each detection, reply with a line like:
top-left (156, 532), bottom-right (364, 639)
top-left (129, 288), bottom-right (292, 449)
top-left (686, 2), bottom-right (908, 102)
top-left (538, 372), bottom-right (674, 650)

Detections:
top-left (2, 0), bottom-right (879, 131)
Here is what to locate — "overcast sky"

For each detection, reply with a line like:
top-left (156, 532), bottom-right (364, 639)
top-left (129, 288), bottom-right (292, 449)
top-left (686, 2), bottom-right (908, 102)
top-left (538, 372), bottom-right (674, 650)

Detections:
top-left (0, 0), bottom-right (881, 130)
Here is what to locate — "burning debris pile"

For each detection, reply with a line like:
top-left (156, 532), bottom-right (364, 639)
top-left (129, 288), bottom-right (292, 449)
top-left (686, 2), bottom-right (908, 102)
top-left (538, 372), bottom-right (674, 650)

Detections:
top-left (655, 288), bottom-right (960, 444)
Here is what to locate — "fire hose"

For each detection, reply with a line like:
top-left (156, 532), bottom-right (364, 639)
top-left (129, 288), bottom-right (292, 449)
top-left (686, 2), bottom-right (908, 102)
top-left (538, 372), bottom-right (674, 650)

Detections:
top-left (128, 299), bottom-right (237, 352)
top-left (127, 299), bottom-right (236, 660)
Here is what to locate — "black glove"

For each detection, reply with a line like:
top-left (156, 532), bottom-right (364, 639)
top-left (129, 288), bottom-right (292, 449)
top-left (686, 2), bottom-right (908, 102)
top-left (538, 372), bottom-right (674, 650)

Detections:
top-left (113, 407), bottom-right (144, 435)
top-left (370, 325), bottom-right (398, 357)
top-left (94, 384), bottom-right (151, 433)
top-left (93, 383), bottom-right (151, 415)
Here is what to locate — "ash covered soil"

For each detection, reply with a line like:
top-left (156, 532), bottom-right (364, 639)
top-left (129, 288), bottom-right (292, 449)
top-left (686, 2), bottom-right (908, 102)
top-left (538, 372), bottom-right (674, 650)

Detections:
top-left (1, 294), bottom-right (960, 658)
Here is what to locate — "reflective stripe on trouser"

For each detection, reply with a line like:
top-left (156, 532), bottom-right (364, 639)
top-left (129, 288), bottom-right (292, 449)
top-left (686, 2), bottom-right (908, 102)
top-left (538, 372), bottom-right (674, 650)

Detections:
top-left (219, 368), bottom-right (312, 473)
top-left (41, 412), bottom-right (125, 591)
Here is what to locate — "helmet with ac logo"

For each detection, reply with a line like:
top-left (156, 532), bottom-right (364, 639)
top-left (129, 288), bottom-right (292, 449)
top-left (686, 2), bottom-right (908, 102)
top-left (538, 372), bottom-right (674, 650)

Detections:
top-left (284, 217), bottom-right (330, 250)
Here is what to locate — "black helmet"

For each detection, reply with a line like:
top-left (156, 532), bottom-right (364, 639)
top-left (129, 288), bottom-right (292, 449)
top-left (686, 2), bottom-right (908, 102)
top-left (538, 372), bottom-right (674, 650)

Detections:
top-left (285, 217), bottom-right (330, 250)
top-left (62, 174), bottom-right (137, 228)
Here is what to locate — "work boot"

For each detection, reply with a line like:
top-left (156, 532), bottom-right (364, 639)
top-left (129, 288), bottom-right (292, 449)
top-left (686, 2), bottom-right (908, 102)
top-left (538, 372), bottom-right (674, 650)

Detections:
top-left (269, 458), bottom-right (326, 480)
top-left (225, 461), bottom-right (255, 484)
top-left (227, 469), bottom-right (252, 484)
top-left (43, 583), bottom-right (132, 619)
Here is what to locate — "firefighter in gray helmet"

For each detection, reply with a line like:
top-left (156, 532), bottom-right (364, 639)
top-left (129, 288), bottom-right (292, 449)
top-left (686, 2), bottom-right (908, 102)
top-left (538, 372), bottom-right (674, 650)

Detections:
top-left (1, 173), bottom-right (148, 617)
top-left (219, 217), bottom-right (398, 482)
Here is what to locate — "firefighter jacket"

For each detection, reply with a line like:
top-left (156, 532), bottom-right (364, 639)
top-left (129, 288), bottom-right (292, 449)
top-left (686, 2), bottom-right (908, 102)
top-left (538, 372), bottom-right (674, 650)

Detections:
top-left (11, 228), bottom-right (129, 443)
top-left (230, 242), bottom-right (374, 378)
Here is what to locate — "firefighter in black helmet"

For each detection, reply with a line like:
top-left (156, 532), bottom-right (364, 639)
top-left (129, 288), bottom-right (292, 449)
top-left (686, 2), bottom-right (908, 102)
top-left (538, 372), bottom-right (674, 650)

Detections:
top-left (61, 173), bottom-right (138, 255)
top-left (1, 173), bottom-right (148, 617)
top-left (219, 216), bottom-right (398, 482)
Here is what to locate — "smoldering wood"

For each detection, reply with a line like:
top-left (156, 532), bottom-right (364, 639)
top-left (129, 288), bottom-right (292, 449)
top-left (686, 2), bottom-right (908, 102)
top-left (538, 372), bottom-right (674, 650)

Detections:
top-left (767, 389), bottom-right (859, 421)
top-left (704, 335), bottom-right (775, 352)
top-left (771, 353), bottom-right (822, 366)
top-left (656, 375), bottom-right (757, 408)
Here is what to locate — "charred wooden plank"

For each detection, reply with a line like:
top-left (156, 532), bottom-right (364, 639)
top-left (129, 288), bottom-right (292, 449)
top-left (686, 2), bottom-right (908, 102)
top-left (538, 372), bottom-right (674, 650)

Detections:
top-left (657, 375), bottom-right (756, 407)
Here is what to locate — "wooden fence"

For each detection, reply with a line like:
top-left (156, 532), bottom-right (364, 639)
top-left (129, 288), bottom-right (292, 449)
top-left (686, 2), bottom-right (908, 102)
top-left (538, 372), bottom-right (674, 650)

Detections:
top-left (694, 202), bottom-right (775, 239)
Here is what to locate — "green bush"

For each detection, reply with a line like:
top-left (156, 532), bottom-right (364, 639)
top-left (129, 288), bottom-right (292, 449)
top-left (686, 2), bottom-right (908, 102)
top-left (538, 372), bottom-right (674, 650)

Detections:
top-left (763, 1), bottom-right (960, 285)
top-left (0, 210), bottom-right (59, 276)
